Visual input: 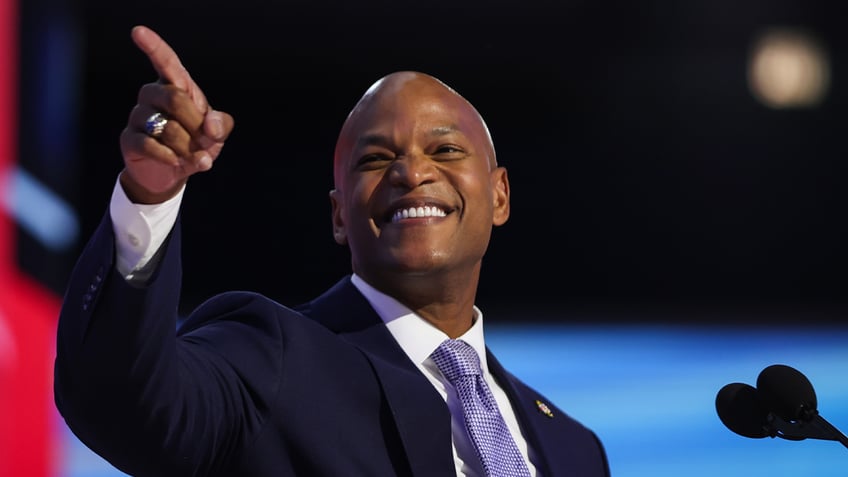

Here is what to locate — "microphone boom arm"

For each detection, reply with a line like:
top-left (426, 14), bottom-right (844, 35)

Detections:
top-left (768, 413), bottom-right (848, 449)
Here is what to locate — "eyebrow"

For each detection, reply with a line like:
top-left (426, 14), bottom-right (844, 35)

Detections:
top-left (355, 125), bottom-right (463, 149)
top-left (430, 125), bottom-right (461, 137)
top-left (355, 134), bottom-right (392, 150)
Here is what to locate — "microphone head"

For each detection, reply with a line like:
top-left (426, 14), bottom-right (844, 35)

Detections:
top-left (716, 382), bottom-right (771, 438)
top-left (756, 364), bottom-right (817, 422)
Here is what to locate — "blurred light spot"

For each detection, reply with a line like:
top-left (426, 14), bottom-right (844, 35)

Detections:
top-left (1, 165), bottom-right (79, 251)
top-left (747, 28), bottom-right (830, 109)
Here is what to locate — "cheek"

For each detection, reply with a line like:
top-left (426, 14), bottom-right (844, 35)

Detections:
top-left (344, 181), bottom-right (384, 238)
top-left (349, 173), bottom-right (384, 203)
top-left (458, 173), bottom-right (494, 211)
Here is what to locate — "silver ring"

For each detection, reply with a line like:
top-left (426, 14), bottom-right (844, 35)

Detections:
top-left (144, 112), bottom-right (168, 138)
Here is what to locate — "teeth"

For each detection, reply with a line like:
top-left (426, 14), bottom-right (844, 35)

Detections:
top-left (392, 206), bottom-right (447, 222)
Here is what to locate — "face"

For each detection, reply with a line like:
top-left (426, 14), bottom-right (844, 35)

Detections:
top-left (330, 72), bottom-right (510, 289)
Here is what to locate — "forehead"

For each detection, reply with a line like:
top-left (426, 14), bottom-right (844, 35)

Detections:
top-left (333, 73), bottom-right (496, 183)
top-left (348, 75), bottom-right (476, 135)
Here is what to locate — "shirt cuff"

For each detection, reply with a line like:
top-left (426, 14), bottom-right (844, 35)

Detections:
top-left (109, 175), bottom-right (185, 279)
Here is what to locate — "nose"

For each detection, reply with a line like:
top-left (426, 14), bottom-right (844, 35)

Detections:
top-left (388, 153), bottom-right (437, 189)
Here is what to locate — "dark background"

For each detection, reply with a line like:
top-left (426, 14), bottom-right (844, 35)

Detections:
top-left (18, 0), bottom-right (848, 322)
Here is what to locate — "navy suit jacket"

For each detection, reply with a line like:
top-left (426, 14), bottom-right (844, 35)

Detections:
top-left (54, 214), bottom-right (610, 477)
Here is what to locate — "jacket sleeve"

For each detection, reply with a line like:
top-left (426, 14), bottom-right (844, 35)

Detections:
top-left (54, 212), bottom-right (284, 477)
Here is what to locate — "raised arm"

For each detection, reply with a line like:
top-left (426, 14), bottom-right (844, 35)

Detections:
top-left (55, 28), bottom-right (259, 476)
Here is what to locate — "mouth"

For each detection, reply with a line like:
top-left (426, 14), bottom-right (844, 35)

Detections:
top-left (384, 200), bottom-right (454, 224)
top-left (391, 205), bottom-right (447, 223)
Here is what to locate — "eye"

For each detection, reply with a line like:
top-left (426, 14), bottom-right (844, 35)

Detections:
top-left (353, 152), bottom-right (392, 171)
top-left (355, 153), bottom-right (392, 170)
top-left (433, 144), bottom-right (466, 157)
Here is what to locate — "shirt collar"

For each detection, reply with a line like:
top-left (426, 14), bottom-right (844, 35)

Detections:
top-left (350, 273), bottom-right (489, 373)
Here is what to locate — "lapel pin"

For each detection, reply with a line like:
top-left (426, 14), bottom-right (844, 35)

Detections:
top-left (535, 399), bottom-right (554, 418)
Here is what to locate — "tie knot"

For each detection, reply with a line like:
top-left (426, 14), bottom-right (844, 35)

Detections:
top-left (431, 339), bottom-right (482, 383)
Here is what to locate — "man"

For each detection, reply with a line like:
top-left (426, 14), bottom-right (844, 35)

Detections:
top-left (54, 25), bottom-right (610, 476)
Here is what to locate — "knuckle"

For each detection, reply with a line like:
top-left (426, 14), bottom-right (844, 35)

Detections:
top-left (161, 85), bottom-right (190, 110)
top-left (137, 83), bottom-right (159, 103)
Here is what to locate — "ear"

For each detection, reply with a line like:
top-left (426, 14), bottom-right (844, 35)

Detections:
top-left (491, 166), bottom-right (510, 226)
top-left (329, 189), bottom-right (348, 244)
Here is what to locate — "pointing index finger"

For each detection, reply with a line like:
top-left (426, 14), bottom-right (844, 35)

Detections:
top-left (131, 25), bottom-right (207, 112)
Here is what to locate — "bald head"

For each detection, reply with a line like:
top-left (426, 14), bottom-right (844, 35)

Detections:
top-left (333, 71), bottom-right (496, 187)
top-left (327, 69), bottom-right (511, 300)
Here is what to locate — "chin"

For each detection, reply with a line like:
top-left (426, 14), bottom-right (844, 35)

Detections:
top-left (379, 251), bottom-right (449, 275)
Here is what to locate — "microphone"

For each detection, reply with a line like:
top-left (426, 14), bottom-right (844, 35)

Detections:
top-left (715, 364), bottom-right (848, 449)
top-left (716, 382), bottom-right (771, 438)
top-left (756, 364), bottom-right (817, 422)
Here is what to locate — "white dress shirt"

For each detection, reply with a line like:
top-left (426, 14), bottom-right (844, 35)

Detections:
top-left (109, 177), bottom-right (184, 279)
top-left (350, 275), bottom-right (539, 476)
top-left (108, 176), bottom-right (539, 476)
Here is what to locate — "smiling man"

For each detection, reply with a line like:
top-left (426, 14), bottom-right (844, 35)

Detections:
top-left (54, 26), bottom-right (609, 477)
top-left (330, 71), bottom-right (509, 339)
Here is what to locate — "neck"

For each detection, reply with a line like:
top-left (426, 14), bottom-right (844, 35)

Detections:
top-left (362, 267), bottom-right (481, 339)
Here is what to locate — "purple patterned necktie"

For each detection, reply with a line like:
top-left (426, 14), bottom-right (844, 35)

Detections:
top-left (431, 339), bottom-right (532, 477)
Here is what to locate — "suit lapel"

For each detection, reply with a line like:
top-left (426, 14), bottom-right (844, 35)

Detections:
top-left (486, 350), bottom-right (555, 476)
top-left (296, 277), bottom-right (455, 476)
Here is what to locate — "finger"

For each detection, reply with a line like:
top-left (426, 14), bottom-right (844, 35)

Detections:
top-left (190, 110), bottom-right (235, 152)
top-left (199, 109), bottom-right (235, 145)
top-left (130, 26), bottom-right (190, 90)
top-left (121, 127), bottom-right (212, 174)
top-left (188, 149), bottom-right (214, 171)
top-left (129, 106), bottom-right (193, 158)
top-left (136, 84), bottom-right (233, 149)
top-left (131, 25), bottom-right (208, 112)
top-left (120, 126), bottom-right (181, 168)
top-left (137, 83), bottom-right (205, 138)
top-left (129, 105), bottom-right (216, 169)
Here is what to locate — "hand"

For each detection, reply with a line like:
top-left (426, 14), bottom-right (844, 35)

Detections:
top-left (118, 25), bottom-right (235, 204)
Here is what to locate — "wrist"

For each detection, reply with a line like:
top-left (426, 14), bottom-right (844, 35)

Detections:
top-left (119, 169), bottom-right (186, 204)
